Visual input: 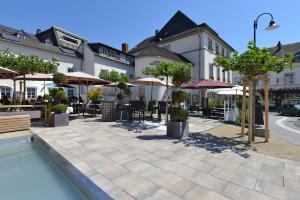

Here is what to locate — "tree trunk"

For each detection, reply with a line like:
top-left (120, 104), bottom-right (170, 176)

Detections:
top-left (165, 77), bottom-right (169, 125)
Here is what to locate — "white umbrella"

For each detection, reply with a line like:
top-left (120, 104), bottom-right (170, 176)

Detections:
top-left (217, 90), bottom-right (248, 96)
top-left (132, 77), bottom-right (173, 100)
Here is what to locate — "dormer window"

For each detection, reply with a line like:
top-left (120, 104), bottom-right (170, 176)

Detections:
top-left (16, 33), bottom-right (26, 39)
top-left (62, 35), bottom-right (78, 45)
top-left (99, 47), bottom-right (108, 56)
top-left (108, 50), bottom-right (116, 59)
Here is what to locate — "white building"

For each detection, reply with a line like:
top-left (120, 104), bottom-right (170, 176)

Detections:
top-left (130, 11), bottom-right (235, 106)
top-left (0, 24), bottom-right (134, 100)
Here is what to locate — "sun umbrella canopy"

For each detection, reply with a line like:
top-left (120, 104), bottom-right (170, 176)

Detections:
top-left (0, 66), bottom-right (18, 79)
top-left (13, 73), bottom-right (53, 81)
top-left (106, 82), bottom-right (136, 87)
top-left (65, 72), bottom-right (108, 85)
top-left (132, 77), bottom-right (171, 87)
top-left (182, 79), bottom-right (232, 89)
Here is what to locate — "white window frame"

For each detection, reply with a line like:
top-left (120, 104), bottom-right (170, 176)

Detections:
top-left (284, 73), bottom-right (295, 85)
top-left (26, 87), bottom-right (37, 99)
top-left (0, 87), bottom-right (11, 98)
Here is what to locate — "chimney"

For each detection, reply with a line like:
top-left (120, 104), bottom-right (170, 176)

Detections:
top-left (122, 43), bottom-right (128, 53)
top-left (155, 29), bottom-right (159, 36)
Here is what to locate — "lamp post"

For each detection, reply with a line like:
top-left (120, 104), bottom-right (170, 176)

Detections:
top-left (252, 13), bottom-right (279, 140)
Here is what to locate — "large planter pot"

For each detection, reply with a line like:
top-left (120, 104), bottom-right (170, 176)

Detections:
top-left (51, 113), bottom-right (69, 127)
top-left (167, 120), bottom-right (189, 140)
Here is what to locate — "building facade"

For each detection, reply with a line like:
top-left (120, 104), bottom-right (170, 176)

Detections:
top-left (130, 11), bottom-right (235, 105)
top-left (0, 24), bottom-right (134, 99)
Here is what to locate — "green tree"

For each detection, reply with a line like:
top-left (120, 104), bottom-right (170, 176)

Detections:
top-left (214, 41), bottom-right (294, 76)
top-left (214, 41), bottom-right (294, 141)
top-left (0, 49), bottom-right (59, 103)
top-left (144, 61), bottom-right (192, 124)
top-left (53, 72), bottom-right (67, 89)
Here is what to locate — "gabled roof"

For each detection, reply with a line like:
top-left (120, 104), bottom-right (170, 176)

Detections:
top-left (130, 10), bottom-right (235, 53)
top-left (269, 42), bottom-right (300, 57)
top-left (132, 45), bottom-right (193, 64)
top-left (155, 11), bottom-right (197, 41)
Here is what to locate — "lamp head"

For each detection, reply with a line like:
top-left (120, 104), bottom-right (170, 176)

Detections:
top-left (265, 20), bottom-right (280, 30)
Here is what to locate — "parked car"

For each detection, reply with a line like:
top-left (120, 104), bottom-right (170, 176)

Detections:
top-left (278, 104), bottom-right (300, 116)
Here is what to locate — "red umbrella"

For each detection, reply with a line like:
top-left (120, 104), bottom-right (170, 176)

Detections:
top-left (182, 79), bottom-right (232, 89)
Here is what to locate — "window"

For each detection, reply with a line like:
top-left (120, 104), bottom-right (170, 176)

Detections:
top-left (222, 69), bottom-right (225, 81)
top-left (221, 47), bottom-right (225, 56)
top-left (209, 64), bottom-right (214, 79)
top-left (226, 51), bottom-right (230, 58)
top-left (129, 74), bottom-right (133, 79)
top-left (45, 38), bottom-right (53, 45)
top-left (68, 68), bottom-right (74, 72)
top-left (108, 50), bottom-right (116, 59)
top-left (62, 35), bottom-right (78, 44)
top-left (16, 33), bottom-right (26, 39)
top-left (208, 38), bottom-right (213, 50)
top-left (284, 73), bottom-right (294, 84)
top-left (0, 87), bottom-right (11, 98)
top-left (294, 53), bottom-right (300, 62)
top-left (215, 43), bottom-right (219, 55)
top-left (99, 47), bottom-right (108, 56)
top-left (68, 89), bottom-right (74, 97)
top-left (26, 87), bottom-right (36, 99)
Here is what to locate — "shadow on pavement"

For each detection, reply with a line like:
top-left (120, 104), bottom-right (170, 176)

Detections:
top-left (175, 132), bottom-right (250, 158)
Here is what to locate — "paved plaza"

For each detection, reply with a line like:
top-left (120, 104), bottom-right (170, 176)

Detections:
top-left (32, 117), bottom-right (300, 200)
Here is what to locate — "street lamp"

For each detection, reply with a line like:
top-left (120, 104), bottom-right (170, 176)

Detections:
top-left (252, 12), bottom-right (279, 138)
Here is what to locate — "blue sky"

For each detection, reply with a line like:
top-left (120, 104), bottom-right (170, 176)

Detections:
top-left (0, 0), bottom-right (299, 52)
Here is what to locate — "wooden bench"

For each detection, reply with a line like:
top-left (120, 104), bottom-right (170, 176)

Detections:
top-left (0, 114), bottom-right (31, 133)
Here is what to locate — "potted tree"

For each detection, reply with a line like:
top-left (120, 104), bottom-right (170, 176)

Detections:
top-left (166, 62), bottom-right (192, 139)
top-left (50, 72), bottom-right (69, 126)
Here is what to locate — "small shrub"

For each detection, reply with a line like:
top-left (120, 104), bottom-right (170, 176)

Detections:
top-left (117, 93), bottom-right (124, 101)
top-left (88, 88), bottom-right (102, 103)
top-left (51, 104), bottom-right (68, 114)
top-left (53, 72), bottom-right (67, 87)
top-left (117, 81), bottom-right (127, 90)
top-left (54, 90), bottom-right (66, 102)
top-left (172, 90), bottom-right (188, 105)
top-left (43, 94), bottom-right (51, 100)
top-left (170, 107), bottom-right (188, 122)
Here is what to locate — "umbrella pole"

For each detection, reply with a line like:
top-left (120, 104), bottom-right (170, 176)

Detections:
top-left (43, 81), bottom-right (46, 96)
top-left (150, 82), bottom-right (153, 101)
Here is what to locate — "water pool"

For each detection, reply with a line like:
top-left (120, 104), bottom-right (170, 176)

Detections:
top-left (0, 136), bottom-right (87, 200)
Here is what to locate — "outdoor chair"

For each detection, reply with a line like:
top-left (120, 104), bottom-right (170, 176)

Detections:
top-left (128, 100), bottom-right (145, 123)
top-left (158, 101), bottom-right (171, 121)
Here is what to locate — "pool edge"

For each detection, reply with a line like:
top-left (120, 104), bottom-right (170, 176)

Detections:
top-left (32, 133), bottom-right (113, 200)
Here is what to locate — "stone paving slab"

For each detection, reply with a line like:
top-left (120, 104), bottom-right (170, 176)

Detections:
top-left (32, 118), bottom-right (300, 200)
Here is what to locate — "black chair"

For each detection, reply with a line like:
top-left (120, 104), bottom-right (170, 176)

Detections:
top-left (128, 100), bottom-right (146, 123)
top-left (158, 101), bottom-right (171, 121)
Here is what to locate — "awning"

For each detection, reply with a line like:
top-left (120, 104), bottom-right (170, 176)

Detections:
top-left (0, 66), bottom-right (18, 79)
top-left (182, 79), bottom-right (233, 89)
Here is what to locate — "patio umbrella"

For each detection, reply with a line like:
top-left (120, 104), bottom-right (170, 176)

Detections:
top-left (182, 79), bottom-right (233, 107)
top-left (132, 77), bottom-right (172, 100)
top-left (106, 82), bottom-right (136, 87)
top-left (64, 72), bottom-right (109, 102)
top-left (0, 66), bottom-right (18, 79)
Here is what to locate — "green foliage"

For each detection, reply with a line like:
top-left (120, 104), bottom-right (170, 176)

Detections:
top-left (171, 62), bottom-right (192, 88)
top-left (202, 108), bottom-right (211, 116)
top-left (123, 88), bottom-right (131, 97)
top-left (116, 93), bottom-right (124, 101)
top-left (54, 90), bottom-right (66, 102)
top-left (99, 70), bottom-right (128, 84)
top-left (172, 90), bottom-right (188, 105)
top-left (214, 41), bottom-right (294, 76)
top-left (117, 81), bottom-right (127, 90)
top-left (43, 94), bottom-right (51, 100)
top-left (88, 88), bottom-right (102, 103)
top-left (0, 49), bottom-right (59, 74)
top-left (51, 104), bottom-right (68, 114)
top-left (170, 107), bottom-right (188, 122)
top-left (207, 99), bottom-right (221, 109)
top-left (53, 72), bottom-right (67, 87)
top-left (143, 61), bottom-right (174, 83)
